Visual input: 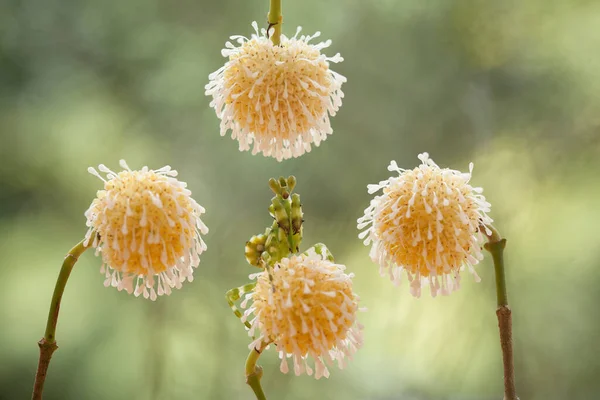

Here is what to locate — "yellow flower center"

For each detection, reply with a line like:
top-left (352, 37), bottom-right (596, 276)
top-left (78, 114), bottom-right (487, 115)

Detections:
top-left (251, 253), bottom-right (357, 357)
top-left (359, 154), bottom-right (491, 296)
top-left (373, 157), bottom-right (487, 277)
top-left (224, 38), bottom-right (330, 141)
top-left (376, 167), bottom-right (481, 277)
top-left (88, 170), bottom-right (199, 276)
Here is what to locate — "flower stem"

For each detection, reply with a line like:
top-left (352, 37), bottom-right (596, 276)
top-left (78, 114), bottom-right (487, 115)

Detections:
top-left (245, 342), bottom-right (269, 400)
top-left (268, 0), bottom-right (282, 46)
top-left (483, 225), bottom-right (518, 400)
top-left (32, 237), bottom-right (91, 400)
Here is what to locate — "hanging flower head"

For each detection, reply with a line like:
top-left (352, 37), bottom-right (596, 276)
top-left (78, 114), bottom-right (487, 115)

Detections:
top-left (205, 22), bottom-right (346, 161)
top-left (358, 153), bottom-right (493, 297)
top-left (242, 248), bottom-right (363, 379)
top-left (84, 160), bottom-right (208, 300)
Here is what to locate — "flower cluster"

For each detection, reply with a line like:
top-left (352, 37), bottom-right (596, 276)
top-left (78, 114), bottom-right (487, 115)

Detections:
top-left (242, 249), bottom-right (363, 379)
top-left (84, 160), bottom-right (208, 300)
top-left (205, 22), bottom-right (346, 161)
top-left (358, 153), bottom-right (492, 297)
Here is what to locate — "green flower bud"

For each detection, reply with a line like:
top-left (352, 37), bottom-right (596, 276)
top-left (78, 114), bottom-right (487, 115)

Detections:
top-left (271, 197), bottom-right (290, 233)
top-left (291, 193), bottom-right (303, 234)
top-left (259, 226), bottom-right (287, 263)
top-left (268, 178), bottom-right (281, 196)
top-left (278, 176), bottom-right (287, 188)
top-left (287, 176), bottom-right (297, 192)
top-left (245, 234), bottom-right (267, 267)
top-left (278, 176), bottom-right (290, 199)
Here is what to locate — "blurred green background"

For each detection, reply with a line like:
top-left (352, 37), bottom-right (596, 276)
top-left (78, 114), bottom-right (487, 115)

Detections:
top-left (1, 0), bottom-right (600, 399)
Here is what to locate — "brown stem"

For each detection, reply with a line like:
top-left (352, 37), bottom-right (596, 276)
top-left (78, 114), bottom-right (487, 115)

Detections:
top-left (32, 339), bottom-right (59, 400)
top-left (483, 225), bottom-right (518, 400)
top-left (32, 238), bottom-right (91, 400)
top-left (497, 305), bottom-right (517, 400)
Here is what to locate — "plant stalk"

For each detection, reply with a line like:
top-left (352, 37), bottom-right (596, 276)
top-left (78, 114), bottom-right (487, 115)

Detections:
top-left (32, 237), bottom-right (91, 400)
top-left (483, 225), bottom-right (518, 400)
top-left (245, 342), bottom-right (269, 400)
top-left (268, 0), bottom-right (282, 45)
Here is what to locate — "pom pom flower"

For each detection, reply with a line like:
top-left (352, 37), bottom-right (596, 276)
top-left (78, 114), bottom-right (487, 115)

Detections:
top-left (358, 153), bottom-right (493, 297)
top-left (84, 160), bottom-right (208, 300)
top-left (242, 249), bottom-right (363, 379)
top-left (205, 22), bottom-right (346, 161)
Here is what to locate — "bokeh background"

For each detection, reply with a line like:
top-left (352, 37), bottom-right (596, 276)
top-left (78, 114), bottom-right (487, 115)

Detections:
top-left (1, 0), bottom-right (600, 399)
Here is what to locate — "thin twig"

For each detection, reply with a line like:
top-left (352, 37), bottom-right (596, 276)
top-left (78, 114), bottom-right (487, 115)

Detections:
top-left (483, 225), bottom-right (518, 400)
top-left (245, 342), bottom-right (270, 400)
top-left (32, 238), bottom-right (91, 400)
top-left (267, 0), bottom-right (282, 46)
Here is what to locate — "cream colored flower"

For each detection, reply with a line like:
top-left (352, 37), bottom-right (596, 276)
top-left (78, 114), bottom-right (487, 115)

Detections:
top-left (84, 160), bottom-right (208, 300)
top-left (205, 22), bottom-right (346, 161)
top-left (242, 249), bottom-right (363, 379)
top-left (358, 153), bottom-right (493, 297)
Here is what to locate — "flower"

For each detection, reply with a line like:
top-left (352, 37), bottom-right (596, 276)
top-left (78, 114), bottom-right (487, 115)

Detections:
top-left (205, 22), bottom-right (346, 161)
top-left (242, 248), bottom-right (364, 379)
top-left (357, 153), bottom-right (493, 297)
top-left (84, 160), bottom-right (208, 300)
